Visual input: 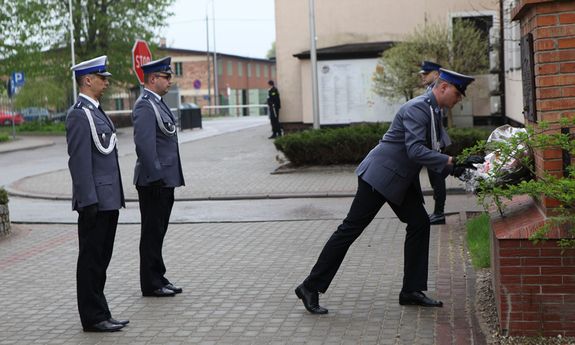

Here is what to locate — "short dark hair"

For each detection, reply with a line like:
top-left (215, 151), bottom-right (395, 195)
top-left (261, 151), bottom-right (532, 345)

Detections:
top-left (268, 80), bottom-right (274, 86)
top-left (75, 75), bottom-right (87, 87)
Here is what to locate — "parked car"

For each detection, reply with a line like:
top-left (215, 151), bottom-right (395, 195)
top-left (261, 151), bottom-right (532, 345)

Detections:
top-left (21, 107), bottom-right (50, 121)
top-left (0, 111), bottom-right (25, 126)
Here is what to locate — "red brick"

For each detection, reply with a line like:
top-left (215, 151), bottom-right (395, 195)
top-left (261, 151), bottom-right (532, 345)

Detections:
top-left (537, 62), bottom-right (560, 75)
top-left (509, 321), bottom-right (541, 331)
top-left (499, 248), bottom-right (542, 257)
top-left (501, 275), bottom-right (522, 284)
top-left (541, 149), bottom-right (563, 160)
top-left (542, 267), bottom-right (575, 275)
top-left (542, 285), bottom-right (575, 294)
top-left (564, 275), bottom-right (575, 284)
top-left (523, 275), bottom-right (563, 285)
top-left (535, 1), bottom-right (575, 14)
top-left (537, 14), bottom-right (558, 27)
top-left (541, 247), bottom-right (566, 256)
top-left (499, 239), bottom-right (524, 248)
top-left (536, 38), bottom-right (557, 50)
top-left (561, 62), bottom-right (575, 73)
top-left (536, 74), bottom-right (575, 87)
top-left (535, 25), bottom-right (575, 39)
top-left (537, 49), bottom-right (575, 63)
top-left (563, 86), bottom-right (575, 97)
top-left (537, 87), bottom-right (562, 99)
top-left (559, 37), bottom-right (575, 49)
top-left (522, 257), bottom-right (563, 266)
top-left (560, 13), bottom-right (575, 24)
top-left (500, 257), bottom-right (522, 266)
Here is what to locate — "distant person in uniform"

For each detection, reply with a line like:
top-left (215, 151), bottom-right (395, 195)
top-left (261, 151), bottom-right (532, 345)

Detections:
top-left (295, 69), bottom-right (482, 314)
top-left (66, 56), bottom-right (128, 332)
top-left (419, 61), bottom-right (451, 225)
top-left (132, 56), bottom-right (185, 297)
top-left (267, 80), bottom-right (282, 139)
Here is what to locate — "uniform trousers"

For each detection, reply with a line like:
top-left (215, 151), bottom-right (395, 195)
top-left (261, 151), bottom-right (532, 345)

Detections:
top-left (303, 177), bottom-right (431, 293)
top-left (428, 169), bottom-right (447, 214)
top-left (268, 105), bottom-right (282, 136)
top-left (137, 185), bottom-right (175, 293)
top-left (77, 209), bottom-right (119, 328)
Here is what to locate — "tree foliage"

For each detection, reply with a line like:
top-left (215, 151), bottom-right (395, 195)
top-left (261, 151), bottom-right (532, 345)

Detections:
top-left (460, 120), bottom-right (575, 249)
top-left (372, 20), bottom-right (489, 101)
top-left (0, 0), bottom-right (175, 108)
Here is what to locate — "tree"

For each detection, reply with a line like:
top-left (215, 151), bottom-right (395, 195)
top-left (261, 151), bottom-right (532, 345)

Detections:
top-left (372, 20), bottom-right (489, 102)
top-left (266, 41), bottom-right (276, 59)
top-left (0, 0), bottom-right (175, 108)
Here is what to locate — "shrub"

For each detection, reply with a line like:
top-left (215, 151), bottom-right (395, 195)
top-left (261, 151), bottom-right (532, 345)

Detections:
top-left (444, 127), bottom-right (492, 156)
top-left (0, 187), bottom-right (8, 205)
top-left (17, 119), bottom-right (65, 133)
top-left (274, 123), bottom-right (390, 166)
top-left (275, 124), bottom-right (492, 166)
top-left (0, 133), bottom-right (8, 143)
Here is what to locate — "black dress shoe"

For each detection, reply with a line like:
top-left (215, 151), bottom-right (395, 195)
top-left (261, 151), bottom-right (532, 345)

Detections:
top-left (164, 283), bottom-right (182, 294)
top-left (108, 317), bottom-right (129, 325)
top-left (429, 213), bottom-right (446, 225)
top-left (399, 291), bottom-right (443, 307)
top-left (295, 283), bottom-right (328, 314)
top-left (268, 135), bottom-right (277, 139)
top-left (83, 320), bottom-right (124, 332)
top-left (142, 287), bottom-right (176, 297)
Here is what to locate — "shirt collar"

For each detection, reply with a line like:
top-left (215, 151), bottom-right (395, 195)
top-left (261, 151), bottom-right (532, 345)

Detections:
top-left (144, 88), bottom-right (162, 101)
top-left (79, 93), bottom-right (100, 108)
top-left (424, 89), bottom-right (441, 114)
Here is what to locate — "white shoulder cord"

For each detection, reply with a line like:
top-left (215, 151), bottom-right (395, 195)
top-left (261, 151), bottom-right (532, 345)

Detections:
top-left (146, 98), bottom-right (176, 136)
top-left (82, 107), bottom-right (117, 155)
top-left (429, 106), bottom-right (441, 152)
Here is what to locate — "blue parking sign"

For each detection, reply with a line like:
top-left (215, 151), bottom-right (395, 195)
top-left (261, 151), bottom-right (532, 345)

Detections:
top-left (11, 72), bottom-right (25, 87)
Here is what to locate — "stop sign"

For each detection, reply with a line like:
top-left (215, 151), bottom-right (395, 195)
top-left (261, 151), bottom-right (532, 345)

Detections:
top-left (132, 39), bottom-right (152, 84)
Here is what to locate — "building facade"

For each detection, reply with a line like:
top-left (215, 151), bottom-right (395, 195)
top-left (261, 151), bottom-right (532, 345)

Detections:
top-left (274, 0), bottom-right (502, 129)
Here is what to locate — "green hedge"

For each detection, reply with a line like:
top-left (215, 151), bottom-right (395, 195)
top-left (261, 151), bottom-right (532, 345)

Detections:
top-left (17, 119), bottom-right (65, 133)
top-left (0, 133), bottom-right (8, 143)
top-left (0, 187), bottom-right (8, 205)
top-left (274, 123), bottom-right (491, 166)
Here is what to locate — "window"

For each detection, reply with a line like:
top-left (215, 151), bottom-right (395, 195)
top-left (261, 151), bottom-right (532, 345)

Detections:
top-left (247, 63), bottom-right (252, 77)
top-left (264, 65), bottom-right (269, 78)
top-left (271, 66), bottom-right (276, 79)
top-left (256, 64), bottom-right (261, 78)
top-left (238, 62), bottom-right (243, 77)
top-left (227, 61), bottom-right (233, 76)
top-left (114, 98), bottom-right (123, 110)
top-left (174, 62), bottom-right (183, 76)
top-left (218, 60), bottom-right (223, 76)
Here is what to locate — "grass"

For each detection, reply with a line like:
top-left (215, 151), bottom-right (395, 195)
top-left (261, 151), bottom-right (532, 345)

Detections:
top-left (466, 213), bottom-right (491, 268)
top-left (0, 120), bottom-right (65, 135)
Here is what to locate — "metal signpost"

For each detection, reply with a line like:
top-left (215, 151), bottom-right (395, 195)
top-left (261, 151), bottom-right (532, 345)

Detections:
top-left (8, 72), bottom-right (25, 139)
top-left (132, 39), bottom-right (152, 89)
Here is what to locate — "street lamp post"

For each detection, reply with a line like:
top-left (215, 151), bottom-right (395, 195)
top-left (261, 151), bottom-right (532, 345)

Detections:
top-left (309, 0), bottom-right (320, 129)
top-left (211, 0), bottom-right (219, 108)
top-left (68, 0), bottom-right (77, 102)
top-left (205, 13), bottom-right (212, 115)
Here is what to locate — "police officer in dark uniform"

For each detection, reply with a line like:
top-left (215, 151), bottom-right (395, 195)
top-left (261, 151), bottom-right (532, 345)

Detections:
top-left (267, 80), bottom-right (282, 139)
top-left (132, 57), bottom-right (185, 297)
top-left (419, 61), bottom-right (451, 225)
top-left (66, 56), bottom-right (128, 332)
top-left (295, 69), bottom-right (482, 314)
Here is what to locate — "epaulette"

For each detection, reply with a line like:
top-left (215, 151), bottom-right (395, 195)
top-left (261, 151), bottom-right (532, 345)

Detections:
top-left (73, 101), bottom-right (84, 109)
top-left (142, 94), bottom-right (150, 100)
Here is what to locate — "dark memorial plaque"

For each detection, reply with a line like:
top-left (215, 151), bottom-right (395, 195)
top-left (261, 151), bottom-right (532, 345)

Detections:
top-left (521, 33), bottom-right (537, 123)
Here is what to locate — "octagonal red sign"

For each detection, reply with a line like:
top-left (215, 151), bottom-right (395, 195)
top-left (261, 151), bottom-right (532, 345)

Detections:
top-left (132, 39), bottom-right (152, 85)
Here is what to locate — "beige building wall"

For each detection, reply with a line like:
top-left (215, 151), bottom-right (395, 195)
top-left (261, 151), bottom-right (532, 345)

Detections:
top-left (275, 0), bottom-right (500, 125)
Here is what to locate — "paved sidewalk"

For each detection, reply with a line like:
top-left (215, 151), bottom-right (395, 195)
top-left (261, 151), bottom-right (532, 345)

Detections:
top-left (0, 120), bottom-right (486, 344)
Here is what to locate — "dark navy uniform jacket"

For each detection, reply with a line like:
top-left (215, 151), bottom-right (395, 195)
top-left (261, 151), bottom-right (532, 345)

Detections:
top-left (132, 89), bottom-right (185, 187)
top-left (66, 95), bottom-right (125, 211)
top-left (355, 90), bottom-right (450, 206)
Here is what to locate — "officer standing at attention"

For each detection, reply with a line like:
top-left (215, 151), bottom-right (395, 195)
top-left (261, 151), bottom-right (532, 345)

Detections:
top-left (295, 69), bottom-right (482, 314)
top-left (66, 56), bottom-right (128, 332)
top-left (419, 61), bottom-right (451, 225)
top-left (132, 56), bottom-right (185, 297)
top-left (267, 80), bottom-right (282, 139)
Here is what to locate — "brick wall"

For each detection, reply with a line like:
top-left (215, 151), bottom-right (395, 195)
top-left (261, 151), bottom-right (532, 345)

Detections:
top-left (512, 0), bottom-right (575, 214)
top-left (491, 2), bottom-right (575, 337)
top-left (491, 195), bottom-right (575, 337)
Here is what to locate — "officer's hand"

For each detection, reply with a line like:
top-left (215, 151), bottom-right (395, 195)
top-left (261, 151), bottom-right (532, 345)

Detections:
top-left (451, 165), bottom-right (467, 178)
top-left (462, 155), bottom-right (484, 168)
top-left (80, 203), bottom-right (98, 217)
